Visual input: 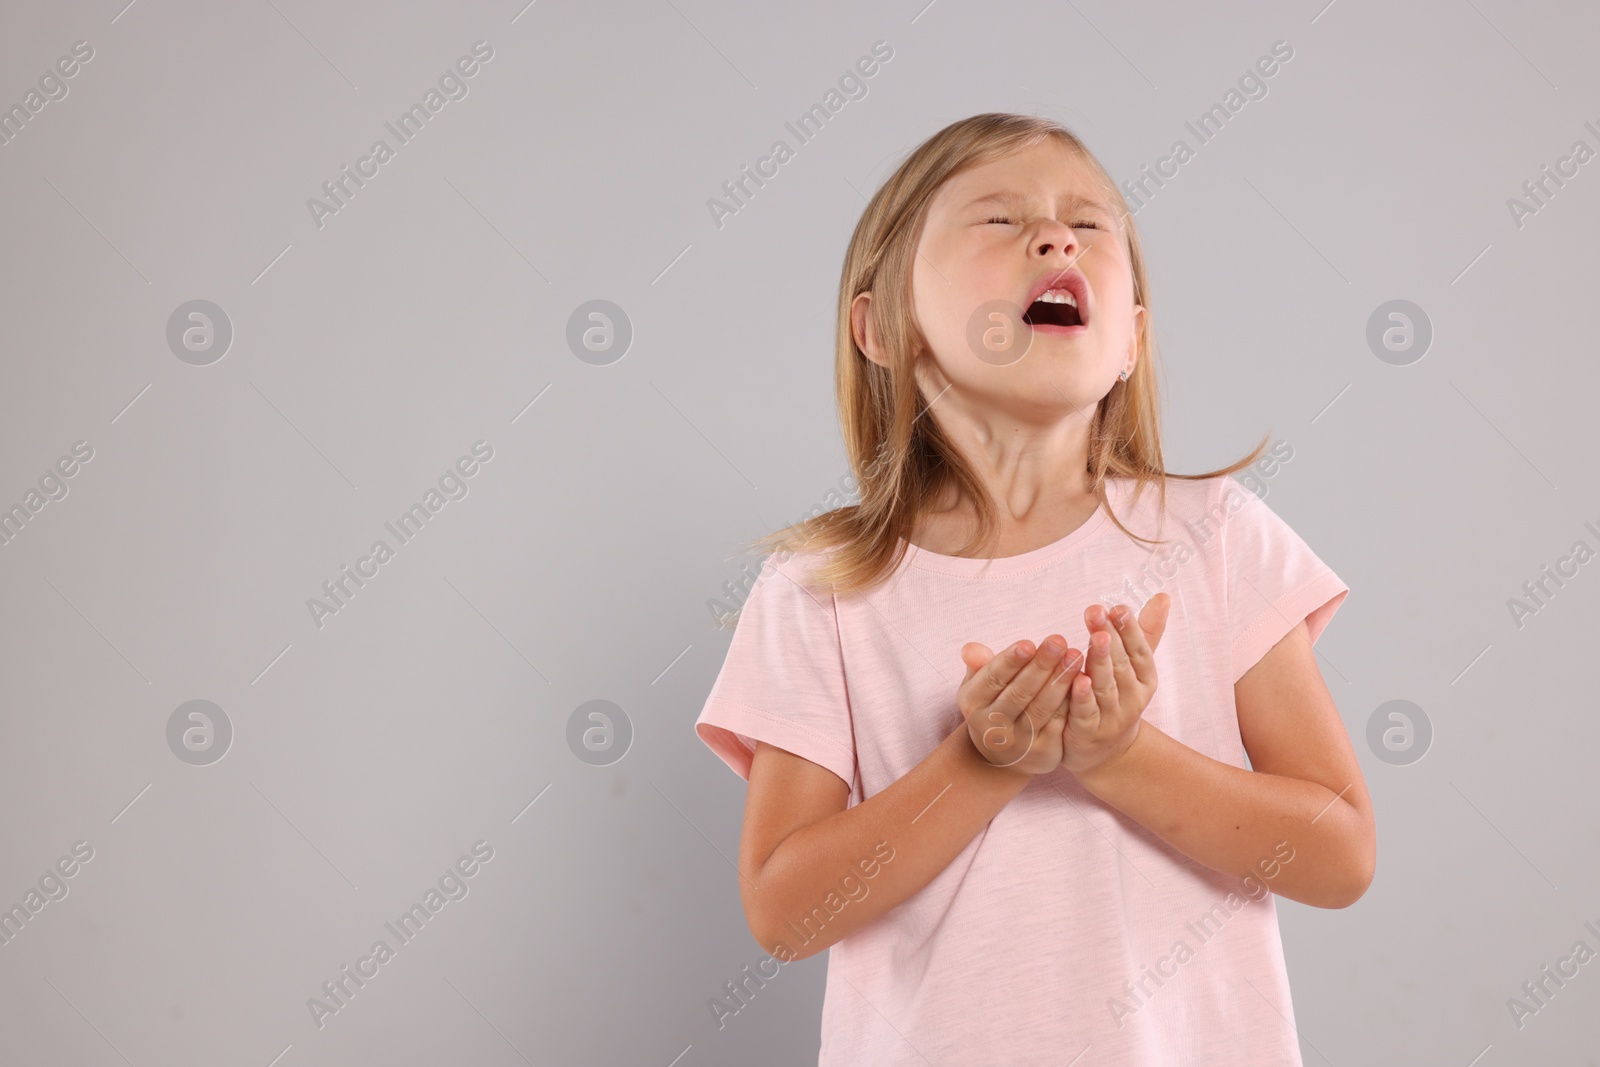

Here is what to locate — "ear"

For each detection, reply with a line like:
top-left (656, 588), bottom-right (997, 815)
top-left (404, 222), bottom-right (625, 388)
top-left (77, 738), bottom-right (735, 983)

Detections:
top-left (1124, 302), bottom-right (1146, 376)
top-left (851, 291), bottom-right (889, 369)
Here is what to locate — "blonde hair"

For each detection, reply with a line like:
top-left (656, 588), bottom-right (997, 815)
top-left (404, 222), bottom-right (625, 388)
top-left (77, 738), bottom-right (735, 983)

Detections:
top-left (736, 112), bottom-right (1267, 601)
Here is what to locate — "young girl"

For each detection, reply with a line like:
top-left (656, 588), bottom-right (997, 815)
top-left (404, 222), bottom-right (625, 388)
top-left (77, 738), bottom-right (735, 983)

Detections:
top-left (695, 112), bottom-right (1373, 1066)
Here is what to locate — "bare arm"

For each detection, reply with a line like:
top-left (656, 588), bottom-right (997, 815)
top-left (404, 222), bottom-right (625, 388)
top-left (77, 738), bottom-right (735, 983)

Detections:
top-left (1074, 618), bottom-right (1376, 908)
top-left (740, 726), bottom-right (1032, 962)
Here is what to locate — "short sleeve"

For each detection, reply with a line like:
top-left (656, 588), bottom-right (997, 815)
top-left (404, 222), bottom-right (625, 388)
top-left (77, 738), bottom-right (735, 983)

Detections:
top-left (694, 552), bottom-right (857, 789)
top-left (1221, 478), bottom-right (1350, 686)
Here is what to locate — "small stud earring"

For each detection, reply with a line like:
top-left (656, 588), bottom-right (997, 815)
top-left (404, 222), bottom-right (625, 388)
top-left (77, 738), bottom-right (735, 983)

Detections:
top-left (1117, 369), bottom-right (1129, 381)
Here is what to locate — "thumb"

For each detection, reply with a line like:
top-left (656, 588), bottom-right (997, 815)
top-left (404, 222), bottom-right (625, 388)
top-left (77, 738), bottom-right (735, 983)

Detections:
top-left (961, 642), bottom-right (995, 677)
top-left (1140, 592), bottom-right (1173, 650)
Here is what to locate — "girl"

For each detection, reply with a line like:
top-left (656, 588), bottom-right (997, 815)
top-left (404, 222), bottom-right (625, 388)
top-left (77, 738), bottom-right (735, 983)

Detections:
top-left (695, 112), bottom-right (1373, 1066)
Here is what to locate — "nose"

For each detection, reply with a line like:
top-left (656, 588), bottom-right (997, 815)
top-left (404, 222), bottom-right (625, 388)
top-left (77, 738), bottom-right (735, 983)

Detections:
top-left (1032, 218), bottom-right (1080, 262)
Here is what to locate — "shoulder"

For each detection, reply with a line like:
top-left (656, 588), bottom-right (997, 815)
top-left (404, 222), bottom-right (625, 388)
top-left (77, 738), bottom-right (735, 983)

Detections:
top-left (1100, 474), bottom-right (1283, 572)
top-left (1106, 472), bottom-right (1231, 533)
top-left (764, 544), bottom-right (838, 592)
top-left (726, 546), bottom-right (840, 631)
top-left (1163, 472), bottom-right (1260, 524)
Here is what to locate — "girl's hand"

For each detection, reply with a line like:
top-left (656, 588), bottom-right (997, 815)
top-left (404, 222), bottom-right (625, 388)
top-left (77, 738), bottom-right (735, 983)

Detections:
top-left (1061, 594), bottom-right (1170, 776)
top-left (958, 636), bottom-right (1086, 776)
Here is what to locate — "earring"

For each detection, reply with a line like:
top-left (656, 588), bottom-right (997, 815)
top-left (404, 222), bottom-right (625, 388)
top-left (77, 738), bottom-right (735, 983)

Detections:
top-left (1117, 369), bottom-right (1128, 381)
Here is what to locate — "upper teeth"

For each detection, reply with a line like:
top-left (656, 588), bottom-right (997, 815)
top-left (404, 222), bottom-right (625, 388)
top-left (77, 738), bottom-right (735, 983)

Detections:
top-left (1037, 288), bottom-right (1077, 306)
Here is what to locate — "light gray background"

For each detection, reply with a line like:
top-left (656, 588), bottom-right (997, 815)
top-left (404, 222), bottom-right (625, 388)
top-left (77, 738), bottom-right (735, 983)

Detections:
top-left (0, 0), bottom-right (1595, 1063)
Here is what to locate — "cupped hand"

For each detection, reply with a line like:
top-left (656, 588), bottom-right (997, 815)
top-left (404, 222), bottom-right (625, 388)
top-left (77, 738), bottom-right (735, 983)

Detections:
top-left (957, 635), bottom-right (1086, 777)
top-left (1060, 593), bottom-right (1171, 776)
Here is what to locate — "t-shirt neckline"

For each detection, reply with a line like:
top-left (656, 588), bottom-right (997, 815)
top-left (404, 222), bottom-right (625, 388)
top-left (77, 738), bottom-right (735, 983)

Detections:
top-left (899, 476), bottom-right (1127, 577)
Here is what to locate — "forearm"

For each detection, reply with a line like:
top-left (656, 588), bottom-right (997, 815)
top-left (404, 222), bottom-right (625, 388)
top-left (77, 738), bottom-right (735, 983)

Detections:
top-left (755, 725), bottom-right (1031, 961)
top-left (1075, 722), bottom-right (1373, 908)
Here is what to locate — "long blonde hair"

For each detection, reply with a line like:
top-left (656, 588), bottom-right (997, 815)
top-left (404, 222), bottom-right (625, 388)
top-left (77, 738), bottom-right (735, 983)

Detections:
top-left (736, 112), bottom-right (1267, 601)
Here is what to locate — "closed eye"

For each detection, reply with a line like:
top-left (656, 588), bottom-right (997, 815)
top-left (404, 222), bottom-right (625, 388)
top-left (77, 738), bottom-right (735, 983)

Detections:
top-left (985, 216), bottom-right (1103, 229)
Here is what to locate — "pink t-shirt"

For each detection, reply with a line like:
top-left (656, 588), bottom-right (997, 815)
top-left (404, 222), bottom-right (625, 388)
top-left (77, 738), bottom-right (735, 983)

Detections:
top-left (695, 473), bottom-right (1350, 1066)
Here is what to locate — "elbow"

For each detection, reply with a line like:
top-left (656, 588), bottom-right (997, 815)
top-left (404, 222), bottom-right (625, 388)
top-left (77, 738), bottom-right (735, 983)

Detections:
top-left (1344, 857), bottom-right (1376, 908)
top-left (747, 910), bottom-right (817, 964)
top-left (1324, 840), bottom-right (1376, 909)
top-left (745, 893), bottom-right (816, 964)
top-left (1322, 873), bottom-right (1371, 909)
top-left (743, 897), bottom-right (777, 959)
top-left (1315, 802), bottom-right (1376, 909)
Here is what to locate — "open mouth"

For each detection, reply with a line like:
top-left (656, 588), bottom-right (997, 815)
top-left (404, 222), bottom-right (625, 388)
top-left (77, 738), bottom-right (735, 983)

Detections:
top-left (1023, 290), bottom-right (1083, 328)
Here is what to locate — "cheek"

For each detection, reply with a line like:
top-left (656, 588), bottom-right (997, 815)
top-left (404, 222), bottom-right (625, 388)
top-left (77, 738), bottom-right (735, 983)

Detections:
top-left (1093, 272), bottom-right (1137, 328)
top-left (911, 273), bottom-right (967, 346)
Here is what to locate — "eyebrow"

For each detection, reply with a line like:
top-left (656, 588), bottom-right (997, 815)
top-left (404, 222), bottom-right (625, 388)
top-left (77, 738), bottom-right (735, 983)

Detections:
top-left (962, 189), bottom-right (1116, 219)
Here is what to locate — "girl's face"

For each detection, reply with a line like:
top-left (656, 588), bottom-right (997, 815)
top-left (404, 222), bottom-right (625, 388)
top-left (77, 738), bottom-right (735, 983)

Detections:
top-left (908, 138), bottom-right (1144, 421)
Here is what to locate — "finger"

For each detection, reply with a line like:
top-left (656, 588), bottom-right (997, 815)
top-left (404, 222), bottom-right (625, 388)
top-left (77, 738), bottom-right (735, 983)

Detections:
top-left (1110, 604), bottom-right (1158, 688)
top-left (1103, 608), bottom-right (1141, 693)
top-left (1039, 704), bottom-right (1068, 751)
top-left (1066, 659), bottom-right (1100, 733)
top-left (1042, 709), bottom-right (1067, 742)
top-left (1024, 644), bottom-right (1082, 723)
top-left (979, 639), bottom-right (1064, 769)
top-left (961, 642), bottom-right (995, 680)
top-left (1083, 602), bottom-right (1124, 659)
top-left (1052, 645), bottom-right (1086, 692)
top-left (1139, 592), bottom-right (1172, 652)
top-left (995, 636), bottom-right (1069, 719)
top-left (973, 639), bottom-right (1036, 708)
top-left (1084, 628), bottom-right (1121, 720)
